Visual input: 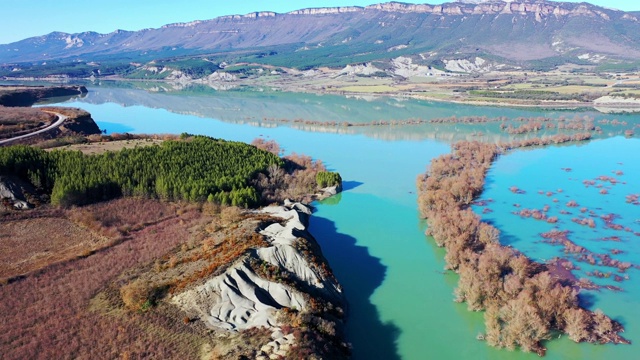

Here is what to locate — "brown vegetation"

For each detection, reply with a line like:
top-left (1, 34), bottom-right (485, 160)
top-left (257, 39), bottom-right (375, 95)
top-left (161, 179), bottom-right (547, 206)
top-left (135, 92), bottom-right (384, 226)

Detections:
top-left (417, 140), bottom-right (629, 356)
top-left (0, 198), bottom-right (180, 283)
top-left (626, 194), bottom-right (639, 205)
top-left (245, 113), bottom-right (639, 142)
top-left (0, 199), bottom-right (206, 359)
top-left (251, 138), bottom-right (281, 155)
top-left (0, 106), bottom-right (56, 139)
top-left (252, 138), bottom-right (330, 203)
top-left (500, 132), bottom-right (592, 149)
top-left (0, 216), bottom-right (107, 282)
top-left (38, 132), bottom-right (179, 150)
top-left (169, 230), bottom-right (270, 293)
top-left (503, 120), bottom-right (544, 134)
top-left (46, 138), bottom-right (165, 154)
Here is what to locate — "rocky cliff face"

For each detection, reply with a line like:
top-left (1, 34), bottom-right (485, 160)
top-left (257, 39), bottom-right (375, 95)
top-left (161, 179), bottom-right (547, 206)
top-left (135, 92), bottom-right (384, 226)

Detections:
top-left (288, 6), bottom-right (363, 15)
top-left (365, 1), bottom-right (632, 19)
top-left (285, 1), bottom-right (634, 19)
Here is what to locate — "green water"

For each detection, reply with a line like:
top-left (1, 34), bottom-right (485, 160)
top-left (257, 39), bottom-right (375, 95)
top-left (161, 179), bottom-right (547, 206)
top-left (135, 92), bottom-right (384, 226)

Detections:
top-left (51, 86), bottom-right (640, 359)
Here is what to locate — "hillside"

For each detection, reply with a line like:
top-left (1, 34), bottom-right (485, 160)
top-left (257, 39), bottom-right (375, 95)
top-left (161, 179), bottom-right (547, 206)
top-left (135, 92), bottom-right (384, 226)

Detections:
top-left (2, 1), bottom-right (640, 75)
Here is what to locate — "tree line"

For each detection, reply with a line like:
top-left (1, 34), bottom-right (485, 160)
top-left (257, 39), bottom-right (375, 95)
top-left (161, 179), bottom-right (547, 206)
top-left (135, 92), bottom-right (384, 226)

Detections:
top-left (0, 136), bottom-right (284, 208)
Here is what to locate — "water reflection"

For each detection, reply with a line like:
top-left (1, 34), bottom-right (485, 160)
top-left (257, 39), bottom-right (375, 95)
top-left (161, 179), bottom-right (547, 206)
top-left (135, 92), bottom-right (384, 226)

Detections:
top-left (52, 83), bottom-right (640, 143)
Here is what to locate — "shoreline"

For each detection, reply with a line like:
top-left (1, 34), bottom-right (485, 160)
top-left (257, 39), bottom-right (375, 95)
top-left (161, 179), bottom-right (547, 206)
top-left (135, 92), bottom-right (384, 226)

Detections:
top-left (5, 76), bottom-right (640, 112)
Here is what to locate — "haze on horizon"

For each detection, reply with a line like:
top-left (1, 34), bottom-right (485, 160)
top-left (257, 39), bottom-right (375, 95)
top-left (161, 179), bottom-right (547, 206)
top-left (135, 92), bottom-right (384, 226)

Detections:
top-left (0, 0), bottom-right (637, 45)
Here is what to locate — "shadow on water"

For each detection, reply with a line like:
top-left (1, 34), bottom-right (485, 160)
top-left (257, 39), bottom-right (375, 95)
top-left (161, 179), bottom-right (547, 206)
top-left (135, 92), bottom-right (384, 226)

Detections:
top-left (484, 174), bottom-right (496, 188)
top-left (498, 232), bottom-right (522, 247)
top-left (342, 181), bottom-right (364, 192)
top-left (578, 293), bottom-right (597, 309)
top-left (310, 215), bottom-right (401, 360)
top-left (479, 219), bottom-right (524, 247)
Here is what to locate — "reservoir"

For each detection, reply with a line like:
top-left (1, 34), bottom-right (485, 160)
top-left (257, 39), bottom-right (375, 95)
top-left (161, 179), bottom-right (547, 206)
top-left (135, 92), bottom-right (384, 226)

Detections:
top-left (52, 83), bottom-right (639, 359)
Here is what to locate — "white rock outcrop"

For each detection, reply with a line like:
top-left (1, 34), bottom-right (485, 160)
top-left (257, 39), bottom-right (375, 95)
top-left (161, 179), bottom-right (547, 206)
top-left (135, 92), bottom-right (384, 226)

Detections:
top-left (338, 63), bottom-right (383, 76)
top-left (0, 176), bottom-right (32, 209)
top-left (391, 56), bottom-right (445, 78)
top-left (444, 57), bottom-right (494, 73)
top-left (594, 96), bottom-right (640, 106)
top-left (171, 201), bottom-right (342, 331)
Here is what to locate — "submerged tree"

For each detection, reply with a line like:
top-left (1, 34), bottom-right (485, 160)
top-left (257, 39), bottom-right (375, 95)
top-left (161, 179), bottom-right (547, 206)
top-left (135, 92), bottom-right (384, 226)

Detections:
top-left (417, 140), bottom-right (629, 356)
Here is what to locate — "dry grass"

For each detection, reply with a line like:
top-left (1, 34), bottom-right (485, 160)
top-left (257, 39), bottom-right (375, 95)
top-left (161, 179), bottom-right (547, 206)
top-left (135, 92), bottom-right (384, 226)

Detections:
top-left (0, 217), bottom-right (107, 282)
top-left (0, 198), bottom-right (183, 284)
top-left (67, 197), bottom-right (178, 238)
top-left (123, 210), bottom-right (274, 296)
top-left (0, 199), bottom-right (208, 359)
top-left (49, 139), bottom-right (165, 154)
top-left (0, 106), bottom-right (55, 138)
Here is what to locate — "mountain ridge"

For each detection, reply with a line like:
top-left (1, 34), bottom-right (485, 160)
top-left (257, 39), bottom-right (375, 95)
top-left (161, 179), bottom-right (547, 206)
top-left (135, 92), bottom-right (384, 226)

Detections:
top-left (2, 1), bottom-right (639, 72)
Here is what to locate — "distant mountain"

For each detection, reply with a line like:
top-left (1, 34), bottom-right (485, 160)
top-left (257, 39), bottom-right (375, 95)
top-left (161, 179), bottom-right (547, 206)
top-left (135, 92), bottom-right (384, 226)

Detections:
top-left (2, 1), bottom-right (640, 72)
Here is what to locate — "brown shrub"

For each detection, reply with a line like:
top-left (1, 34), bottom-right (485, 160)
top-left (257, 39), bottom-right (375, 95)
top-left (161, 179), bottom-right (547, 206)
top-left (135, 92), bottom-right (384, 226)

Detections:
top-left (220, 206), bottom-right (243, 225)
top-left (120, 279), bottom-right (153, 311)
top-left (251, 138), bottom-right (281, 155)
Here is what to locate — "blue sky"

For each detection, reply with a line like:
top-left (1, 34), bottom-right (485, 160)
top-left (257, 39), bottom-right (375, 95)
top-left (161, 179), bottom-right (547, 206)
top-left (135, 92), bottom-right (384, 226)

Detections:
top-left (0, 0), bottom-right (637, 44)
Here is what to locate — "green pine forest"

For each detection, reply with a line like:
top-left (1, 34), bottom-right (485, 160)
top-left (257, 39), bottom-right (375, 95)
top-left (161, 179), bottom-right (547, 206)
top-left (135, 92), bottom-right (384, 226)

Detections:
top-left (1, 136), bottom-right (297, 208)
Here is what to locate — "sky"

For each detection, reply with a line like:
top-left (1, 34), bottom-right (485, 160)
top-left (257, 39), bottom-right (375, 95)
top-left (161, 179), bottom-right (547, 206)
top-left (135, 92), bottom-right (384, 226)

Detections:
top-left (0, 0), bottom-right (638, 45)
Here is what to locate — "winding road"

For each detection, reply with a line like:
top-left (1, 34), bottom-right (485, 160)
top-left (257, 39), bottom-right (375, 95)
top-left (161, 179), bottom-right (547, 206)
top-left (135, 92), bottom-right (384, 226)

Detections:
top-left (0, 111), bottom-right (67, 146)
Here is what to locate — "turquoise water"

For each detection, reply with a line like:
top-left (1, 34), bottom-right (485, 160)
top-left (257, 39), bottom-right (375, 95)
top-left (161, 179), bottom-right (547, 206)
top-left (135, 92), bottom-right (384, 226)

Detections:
top-left (475, 138), bottom-right (640, 359)
top-left (52, 87), bottom-right (640, 359)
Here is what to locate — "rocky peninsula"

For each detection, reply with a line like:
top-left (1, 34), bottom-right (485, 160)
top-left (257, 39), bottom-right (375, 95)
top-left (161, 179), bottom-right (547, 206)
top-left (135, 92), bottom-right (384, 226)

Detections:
top-left (172, 201), bottom-right (348, 359)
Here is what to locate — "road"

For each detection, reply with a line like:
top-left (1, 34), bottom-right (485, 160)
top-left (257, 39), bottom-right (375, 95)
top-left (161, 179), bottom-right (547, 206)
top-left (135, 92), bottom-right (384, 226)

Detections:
top-left (0, 111), bottom-right (67, 146)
